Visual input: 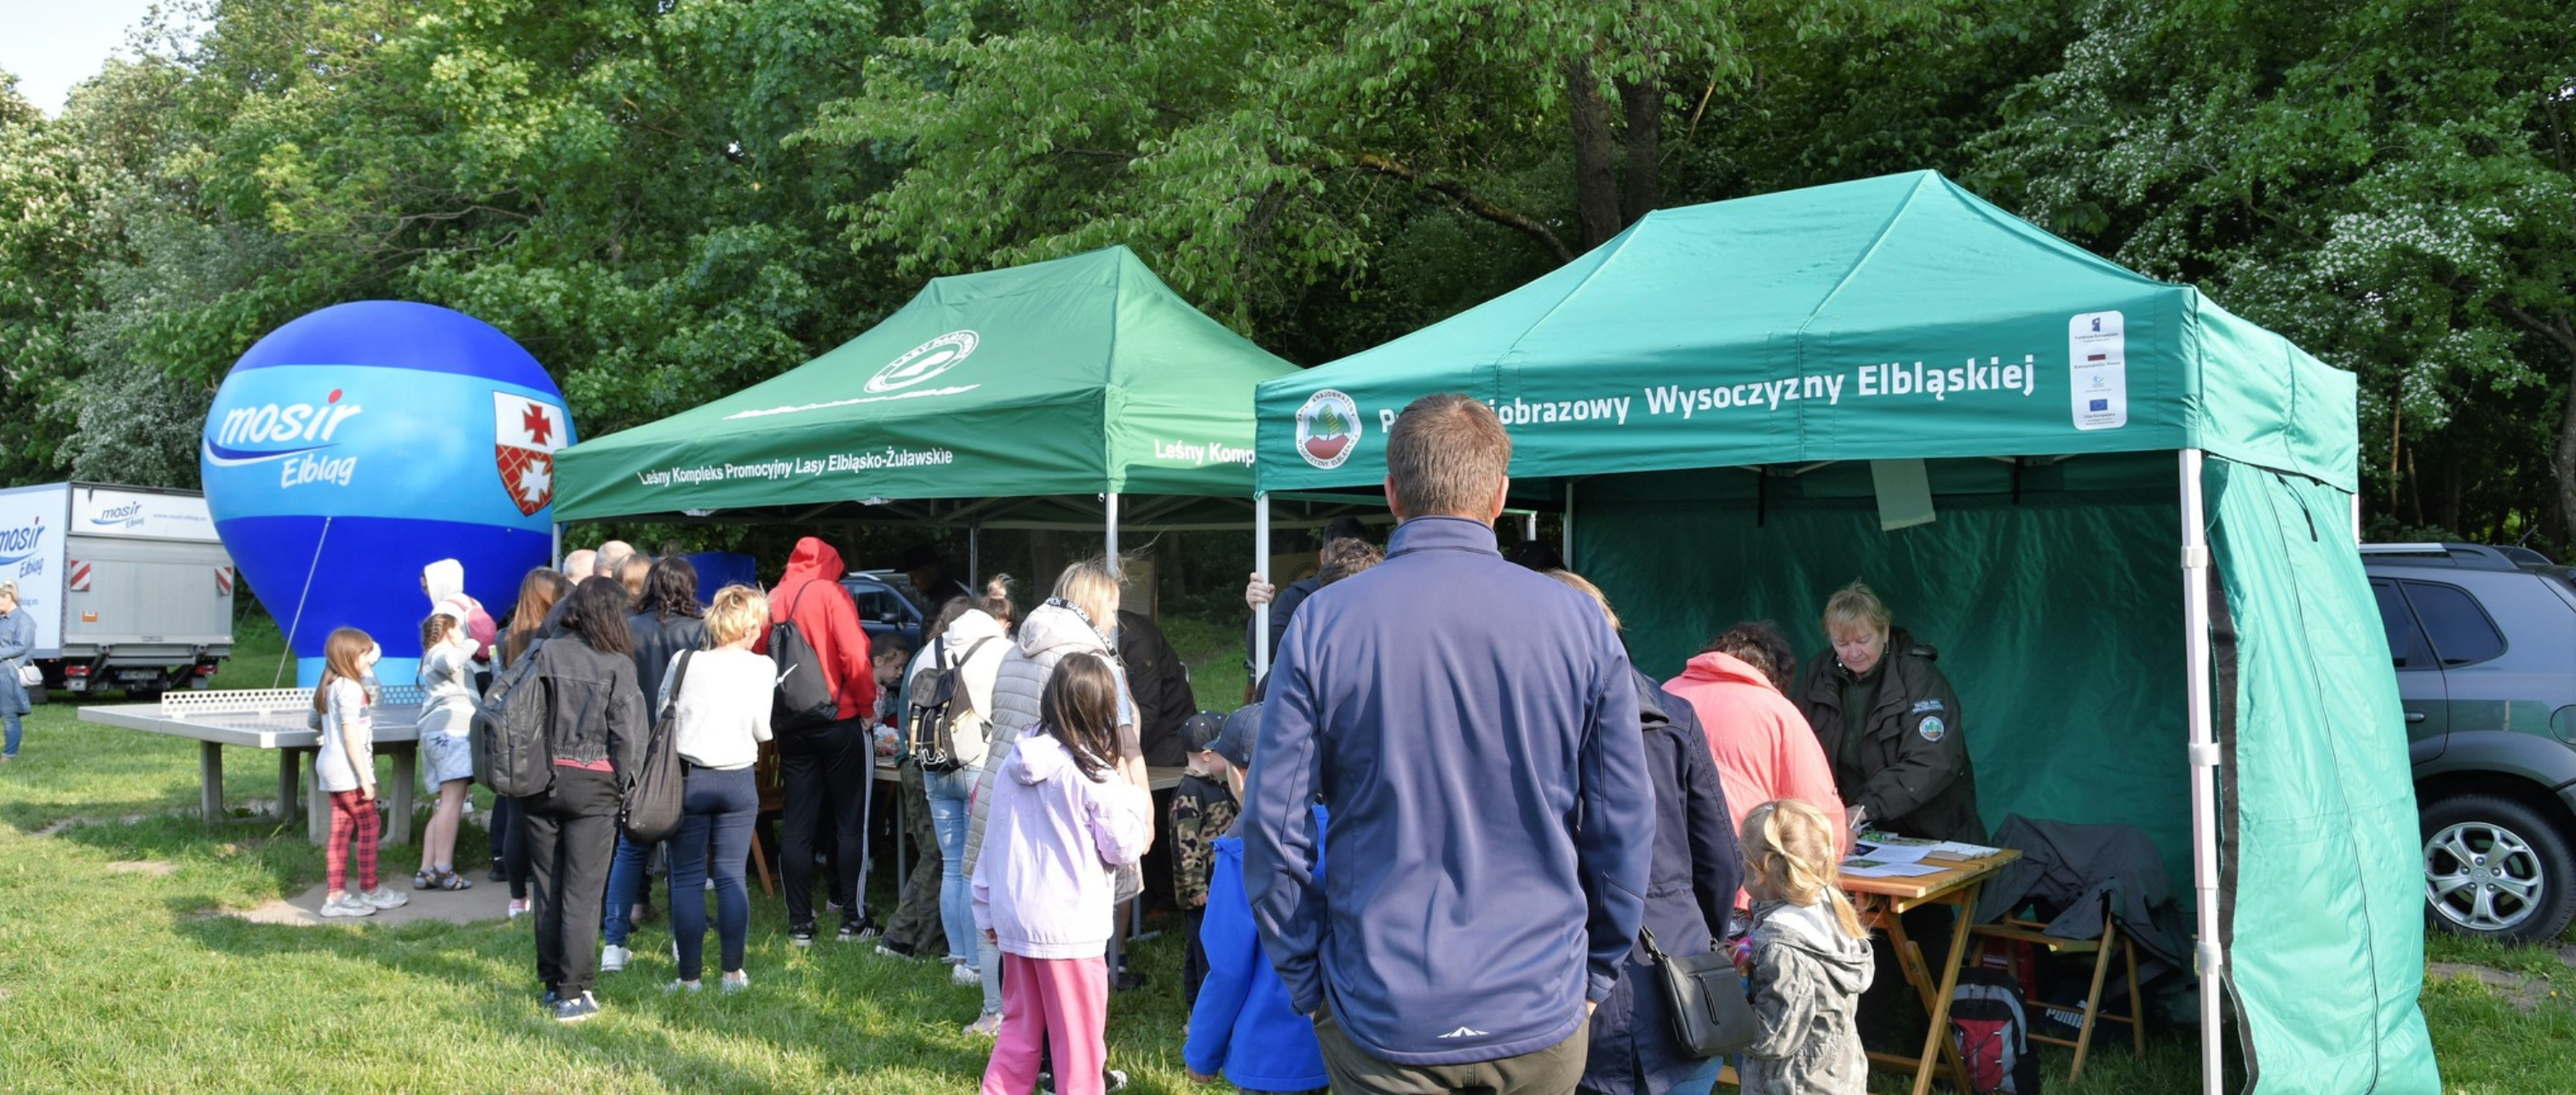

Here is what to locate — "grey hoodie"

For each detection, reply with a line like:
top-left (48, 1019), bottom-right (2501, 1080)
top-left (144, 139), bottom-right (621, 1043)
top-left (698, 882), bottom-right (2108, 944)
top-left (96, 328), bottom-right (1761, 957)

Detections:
top-left (959, 602), bottom-right (1124, 879)
top-left (1739, 898), bottom-right (1875, 1095)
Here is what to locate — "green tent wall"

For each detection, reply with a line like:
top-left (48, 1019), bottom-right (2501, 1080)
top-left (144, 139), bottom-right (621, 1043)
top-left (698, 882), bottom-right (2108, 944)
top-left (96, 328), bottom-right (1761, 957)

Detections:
top-left (1251, 173), bottom-right (2435, 1094)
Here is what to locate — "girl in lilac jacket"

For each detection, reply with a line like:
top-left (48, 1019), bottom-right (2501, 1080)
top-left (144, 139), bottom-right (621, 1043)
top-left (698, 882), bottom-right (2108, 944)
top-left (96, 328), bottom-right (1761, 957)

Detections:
top-left (972, 654), bottom-right (1155, 1095)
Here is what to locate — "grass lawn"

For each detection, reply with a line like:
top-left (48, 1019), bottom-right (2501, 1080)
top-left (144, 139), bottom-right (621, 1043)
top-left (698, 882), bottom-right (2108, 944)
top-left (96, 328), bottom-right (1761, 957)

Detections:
top-left (0, 620), bottom-right (2569, 1092)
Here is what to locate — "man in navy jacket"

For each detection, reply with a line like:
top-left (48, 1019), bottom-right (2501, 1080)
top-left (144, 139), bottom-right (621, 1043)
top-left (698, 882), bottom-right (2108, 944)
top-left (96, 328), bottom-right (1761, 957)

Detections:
top-left (1245, 394), bottom-right (1653, 1093)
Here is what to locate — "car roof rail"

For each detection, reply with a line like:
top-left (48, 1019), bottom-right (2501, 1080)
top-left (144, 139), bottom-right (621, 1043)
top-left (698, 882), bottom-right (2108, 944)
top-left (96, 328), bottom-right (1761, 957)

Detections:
top-left (2357, 542), bottom-right (2521, 571)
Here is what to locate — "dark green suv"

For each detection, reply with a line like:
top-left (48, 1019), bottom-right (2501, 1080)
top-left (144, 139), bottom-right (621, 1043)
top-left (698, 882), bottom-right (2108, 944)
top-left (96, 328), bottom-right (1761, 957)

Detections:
top-left (2365, 542), bottom-right (2576, 942)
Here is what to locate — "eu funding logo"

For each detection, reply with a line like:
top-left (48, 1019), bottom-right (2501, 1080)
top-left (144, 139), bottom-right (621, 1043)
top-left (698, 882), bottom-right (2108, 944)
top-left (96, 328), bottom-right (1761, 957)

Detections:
top-left (204, 387), bottom-right (365, 487)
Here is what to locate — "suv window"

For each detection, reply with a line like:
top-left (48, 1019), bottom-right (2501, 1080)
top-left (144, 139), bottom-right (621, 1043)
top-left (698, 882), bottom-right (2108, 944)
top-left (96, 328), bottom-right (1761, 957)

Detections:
top-left (2400, 580), bottom-right (2506, 666)
top-left (849, 585), bottom-right (913, 624)
top-left (2372, 579), bottom-right (2435, 670)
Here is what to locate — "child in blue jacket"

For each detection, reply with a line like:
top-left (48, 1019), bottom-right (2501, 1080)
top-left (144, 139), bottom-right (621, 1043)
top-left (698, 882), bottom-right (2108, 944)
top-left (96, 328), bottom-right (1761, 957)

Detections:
top-left (1183, 705), bottom-right (1328, 1095)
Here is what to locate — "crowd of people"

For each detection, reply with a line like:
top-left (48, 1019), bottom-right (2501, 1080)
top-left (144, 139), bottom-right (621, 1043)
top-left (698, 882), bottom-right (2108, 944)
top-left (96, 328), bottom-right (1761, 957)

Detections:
top-left (296, 394), bottom-right (1981, 1095)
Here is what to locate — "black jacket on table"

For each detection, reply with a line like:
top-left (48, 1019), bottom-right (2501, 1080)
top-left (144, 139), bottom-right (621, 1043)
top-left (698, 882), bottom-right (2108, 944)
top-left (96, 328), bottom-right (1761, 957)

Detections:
top-left (1795, 627), bottom-right (1985, 844)
top-left (533, 635), bottom-right (648, 777)
top-left (1118, 609), bottom-right (1198, 768)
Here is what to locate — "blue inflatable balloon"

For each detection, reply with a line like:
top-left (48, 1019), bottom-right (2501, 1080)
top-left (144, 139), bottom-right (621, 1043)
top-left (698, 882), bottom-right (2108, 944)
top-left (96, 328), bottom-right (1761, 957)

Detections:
top-left (202, 301), bottom-right (575, 686)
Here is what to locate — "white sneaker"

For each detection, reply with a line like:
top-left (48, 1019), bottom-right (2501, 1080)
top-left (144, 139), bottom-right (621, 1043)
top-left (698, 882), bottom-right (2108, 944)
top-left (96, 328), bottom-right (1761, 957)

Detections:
top-left (320, 892), bottom-right (375, 918)
top-left (360, 885), bottom-right (409, 911)
top-left (666, 978), bottom-right (701, 994)
top-left (601, 944), bottom-right (632, 972)
top-left (952, 963), bottom-right (980, 987)
top-left (720, 971), bottom-right (750, 994)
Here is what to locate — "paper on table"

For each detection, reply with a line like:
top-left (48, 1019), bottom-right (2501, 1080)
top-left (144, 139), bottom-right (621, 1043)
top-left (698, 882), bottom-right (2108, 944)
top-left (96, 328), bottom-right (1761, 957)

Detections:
top-left (1926, 841), bottom-right (2003, 859)
top-left (1841, 858), bottom-right (1945, 879)
top-left (1844, 839), bottom-right (1935, 865)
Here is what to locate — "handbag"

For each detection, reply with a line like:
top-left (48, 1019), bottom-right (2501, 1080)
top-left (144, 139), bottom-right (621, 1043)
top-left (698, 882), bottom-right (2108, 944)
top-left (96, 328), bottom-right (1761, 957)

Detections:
top-left (1641, 925), bottom-right (1761, 1058)
top-left (17, 663), bottom-right (40, 689)
top-left (621, 650), bottom-right (691, 844)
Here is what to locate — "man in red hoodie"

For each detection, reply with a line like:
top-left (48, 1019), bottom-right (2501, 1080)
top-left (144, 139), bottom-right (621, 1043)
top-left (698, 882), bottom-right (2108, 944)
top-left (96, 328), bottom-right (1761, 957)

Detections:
top-left (761, 537), bottom-right (881, 945)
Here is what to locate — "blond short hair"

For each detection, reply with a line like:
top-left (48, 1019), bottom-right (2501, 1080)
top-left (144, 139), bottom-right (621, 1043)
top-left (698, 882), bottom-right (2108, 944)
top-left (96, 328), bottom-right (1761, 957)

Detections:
top-left (1053, 556), bottom-right (1123, 629)
top-left (1543, 569), bottom-right (1620, 632)
top-left (704, 585), bottom-right (768, 646)
top-left (1823, 579), bottom-right (1892, 635)
top-left (1387, 394), bottom-right (1511, 518)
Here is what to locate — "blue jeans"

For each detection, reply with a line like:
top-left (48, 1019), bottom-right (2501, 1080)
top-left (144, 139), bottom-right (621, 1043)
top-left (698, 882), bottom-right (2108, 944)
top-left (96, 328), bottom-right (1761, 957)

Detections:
top-left (668, 765), bottom-right (756, 982)
top-left (2, 707), bottom-right (19, 757)
top-left (1667, 1055), bottom-right (1725, 1095)
top-left (601, 832), bottom-right (656, 947)
top-left (926, 765), bottom-right (979, 963)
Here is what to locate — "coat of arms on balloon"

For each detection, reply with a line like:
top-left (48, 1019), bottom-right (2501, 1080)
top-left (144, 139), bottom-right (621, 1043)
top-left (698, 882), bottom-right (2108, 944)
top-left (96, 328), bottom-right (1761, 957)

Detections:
top-left (200, 301), bottom-right (574, 685)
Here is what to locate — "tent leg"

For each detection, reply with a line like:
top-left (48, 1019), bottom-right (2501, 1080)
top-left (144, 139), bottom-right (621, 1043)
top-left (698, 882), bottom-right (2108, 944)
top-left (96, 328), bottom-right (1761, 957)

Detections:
top-left (551, 522), bottom-right (562, 570)
top-left (1254, 493), bottom-right (1271, 683)
top-left (1561, 481), bottom-right (1576, 568)
top-left (1105, 493), bottom-right (1120, 569)
top-left (969, 525), bottom-right (981, 589)
top-left (1524, 510), bottom-right (1538, 542)
top-left (2178, 450), bottom-right (2225, 1095)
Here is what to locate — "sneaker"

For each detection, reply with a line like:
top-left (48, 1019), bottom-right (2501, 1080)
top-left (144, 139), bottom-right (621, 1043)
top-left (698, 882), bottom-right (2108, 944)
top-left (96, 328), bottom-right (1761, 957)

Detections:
top-left (508, 899), bottom-right (530, 920)
top-left (666, 978), bottom-right (702, 994)
top-left (837, 917), bottom-right (881, 943)
top-left (360, 885), bottom-right (410, 911)
top-left (789, 923), bottom-right (816, 948)
top-left (1104, 1069), bottom-right (1130, 1093)
top-left (964, 1010), bottom-right (1003, 1038)
top-left (554, 991), bottom-right (602, 1023)
top-left (541, 989), bottom-right (561, 1007)
top-left (874, 940), bottom-right (917, 961)
top-left (320, 892), bottom-right (375, 918)
top-left (951, 963), bottom-right (980, 988)
top-left (1110, 968), bottom-right (1148, 993)
top-left (720, 971), bottom-right (750, 994)
top-left (600, 944), bottom-right (632, 973)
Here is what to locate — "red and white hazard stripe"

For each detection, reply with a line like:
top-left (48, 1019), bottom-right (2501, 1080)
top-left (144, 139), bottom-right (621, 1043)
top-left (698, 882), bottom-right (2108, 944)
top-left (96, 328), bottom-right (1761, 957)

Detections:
top-left (215, 566), bottom-right (234, 596)
top-left (66, 561), bottom-right (90, 592)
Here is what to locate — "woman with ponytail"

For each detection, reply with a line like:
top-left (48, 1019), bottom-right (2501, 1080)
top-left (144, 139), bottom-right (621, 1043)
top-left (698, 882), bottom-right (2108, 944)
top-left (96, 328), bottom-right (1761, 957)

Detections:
top-left (1737, 798), bottom-right (1873, 1095)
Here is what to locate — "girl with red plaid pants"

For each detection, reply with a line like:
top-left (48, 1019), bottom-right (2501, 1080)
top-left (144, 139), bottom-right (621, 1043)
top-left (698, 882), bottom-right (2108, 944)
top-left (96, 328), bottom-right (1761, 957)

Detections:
top-left (315, 629), bottom-right (407, 919)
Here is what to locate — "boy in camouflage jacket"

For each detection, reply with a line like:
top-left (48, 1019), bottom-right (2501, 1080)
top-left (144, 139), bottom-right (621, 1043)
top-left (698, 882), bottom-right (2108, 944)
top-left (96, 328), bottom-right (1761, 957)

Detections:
top-left (1170, 711), bottom-right (1239, 1009)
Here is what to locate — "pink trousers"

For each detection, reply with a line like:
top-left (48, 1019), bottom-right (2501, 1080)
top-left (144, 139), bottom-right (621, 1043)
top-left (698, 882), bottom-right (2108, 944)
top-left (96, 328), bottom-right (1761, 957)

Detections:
top-left (980, 953), bottom-right (1109, 1095)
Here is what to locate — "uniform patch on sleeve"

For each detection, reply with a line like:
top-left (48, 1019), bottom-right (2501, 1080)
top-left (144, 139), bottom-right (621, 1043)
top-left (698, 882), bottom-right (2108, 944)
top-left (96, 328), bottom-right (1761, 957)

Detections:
top-left (1911, 699), bottom-right (1946, 715)
top-left (1918, 715), bottom-right (1947, 742)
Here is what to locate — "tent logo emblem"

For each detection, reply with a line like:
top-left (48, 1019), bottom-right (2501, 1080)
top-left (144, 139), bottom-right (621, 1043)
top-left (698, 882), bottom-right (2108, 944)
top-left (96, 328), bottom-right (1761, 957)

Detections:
top-left (866, 330), bottom-right (980, 394)
top-left (1295, 389), bottom-right (1361, 470)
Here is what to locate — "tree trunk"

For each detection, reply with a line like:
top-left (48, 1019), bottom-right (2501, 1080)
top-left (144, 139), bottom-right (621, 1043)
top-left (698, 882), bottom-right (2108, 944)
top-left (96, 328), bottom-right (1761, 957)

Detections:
top-left (1618, 75), bottom-right (1661, 222)
top-left (1567, 59), bottom-right (1622, 252)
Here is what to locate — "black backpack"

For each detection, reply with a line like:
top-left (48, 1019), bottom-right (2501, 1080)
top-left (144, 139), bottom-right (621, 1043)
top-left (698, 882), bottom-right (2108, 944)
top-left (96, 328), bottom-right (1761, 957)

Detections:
top-left (770, 583), bottom-right (841, 732)
top-left (1949, 966), bottom-right (2044, 1094)
top-left (906, 636), bottom-right (998, 772)
top-left (472, 639), bottom-right (555, 798)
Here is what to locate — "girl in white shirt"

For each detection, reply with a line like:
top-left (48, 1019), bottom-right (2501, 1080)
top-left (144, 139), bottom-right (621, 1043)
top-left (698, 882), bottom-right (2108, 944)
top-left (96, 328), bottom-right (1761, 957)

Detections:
top-left (314, 629), bottom-right (407, 918)
top-left (658, 585), bottom-right (776, 992)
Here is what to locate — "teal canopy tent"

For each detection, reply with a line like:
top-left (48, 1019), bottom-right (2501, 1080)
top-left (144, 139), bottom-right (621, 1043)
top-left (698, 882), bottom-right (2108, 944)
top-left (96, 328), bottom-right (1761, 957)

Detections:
top-left (1251, 172), bottom-right (2435, 1095)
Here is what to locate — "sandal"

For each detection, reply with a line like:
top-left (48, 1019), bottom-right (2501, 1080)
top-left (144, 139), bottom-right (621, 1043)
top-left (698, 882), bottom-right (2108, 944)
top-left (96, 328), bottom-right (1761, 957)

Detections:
top-left (435, 868), bottom-right (474, 890)
top-left (414, 869), bottom-right (439, 890)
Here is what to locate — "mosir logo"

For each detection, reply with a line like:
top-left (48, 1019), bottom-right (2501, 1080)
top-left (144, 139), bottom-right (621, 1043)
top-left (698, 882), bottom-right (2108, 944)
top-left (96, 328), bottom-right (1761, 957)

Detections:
top-left (865, 330), bottom-right (980, 394)
top-left (90, 501), bottom-right (145, 527)
top-left (1295, 389), bottom-right (1362, 470)
top-left (204, 388), bottom-right (365, 487)
top-left (0, 516), bottom-right (42, 567)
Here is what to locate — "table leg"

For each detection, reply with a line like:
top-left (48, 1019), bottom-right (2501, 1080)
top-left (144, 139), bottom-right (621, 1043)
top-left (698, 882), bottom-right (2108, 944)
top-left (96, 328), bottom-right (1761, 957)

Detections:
top-left (1912, 886), bottom-right (1987, 1095)
top-left (199, 742), bottom-right (224, 823)
top-left (308, 756), bottom-right (329, 845)
top-left (894, 782), bottom-right (909, 896)
top-left (278, 751), bottom-right (300, 821)
top-left (383, 746), bottom-right (416, 847)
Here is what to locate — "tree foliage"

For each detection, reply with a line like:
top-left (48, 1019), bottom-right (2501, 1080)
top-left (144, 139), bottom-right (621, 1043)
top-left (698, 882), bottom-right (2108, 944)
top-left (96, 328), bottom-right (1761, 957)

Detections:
top-left (0, 0), bottom-right (2566, 550)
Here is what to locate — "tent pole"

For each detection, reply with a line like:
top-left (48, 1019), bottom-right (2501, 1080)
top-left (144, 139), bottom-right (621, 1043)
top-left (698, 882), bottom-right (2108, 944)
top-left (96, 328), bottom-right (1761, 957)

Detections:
top-left (1561, 481), bottom-right (1576, 567)
top-left (1524, 510), bottom-right (1538, 542)
top-left (969, 524), bottom-right (981, 589)
top-left (1106, 493), bottom-right (1120, 568)
top-left (2178, 450), bottom-right (2225, 1095)
top-left (1254, 493), bottom-right (1271, 683)
top-left (551, 522), bottom-right (562, 570)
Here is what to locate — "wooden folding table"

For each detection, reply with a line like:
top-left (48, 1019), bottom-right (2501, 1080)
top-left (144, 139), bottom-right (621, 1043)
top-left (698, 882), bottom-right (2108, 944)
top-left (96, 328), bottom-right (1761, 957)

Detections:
top-left (1842, 847), bottom-right (2022, 1095)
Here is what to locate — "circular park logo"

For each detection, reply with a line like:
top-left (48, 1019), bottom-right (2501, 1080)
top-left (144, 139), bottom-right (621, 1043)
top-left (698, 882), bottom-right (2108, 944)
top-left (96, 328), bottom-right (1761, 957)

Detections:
top-left (1295, 389), bottom-right (1362, 470)
top-left (865, 330), bottom-right (981, 394)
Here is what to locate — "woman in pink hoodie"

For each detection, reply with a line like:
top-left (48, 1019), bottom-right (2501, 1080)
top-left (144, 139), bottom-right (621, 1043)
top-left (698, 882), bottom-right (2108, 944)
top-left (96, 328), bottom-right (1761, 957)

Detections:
top-left (1664, 622), bottom-right (1848, 898)
top-left (972, 653), bottom-right (1155, 1095)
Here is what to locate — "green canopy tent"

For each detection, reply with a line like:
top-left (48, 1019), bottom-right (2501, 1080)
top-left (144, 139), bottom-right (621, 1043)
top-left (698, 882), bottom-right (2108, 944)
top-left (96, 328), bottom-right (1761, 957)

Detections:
top-left (1250, 172), bottom-right (2435, 1095)
top-left (553, 245), bottom-right (1365, 573)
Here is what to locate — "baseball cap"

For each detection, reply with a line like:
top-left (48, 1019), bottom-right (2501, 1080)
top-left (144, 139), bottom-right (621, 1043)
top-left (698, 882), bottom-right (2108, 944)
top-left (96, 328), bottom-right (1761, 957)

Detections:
top-left (1182, 711), bottom-right (1226, 754)
top-left (1212, 704), bottom-right (1262, 769)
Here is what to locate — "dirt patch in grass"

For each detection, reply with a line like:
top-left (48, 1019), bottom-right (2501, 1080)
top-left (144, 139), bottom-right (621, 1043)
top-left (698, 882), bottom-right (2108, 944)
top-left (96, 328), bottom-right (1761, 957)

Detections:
top-left (2430, 961), bottom-right (2563, 1011)
top-left (34, 812), bottom-right (154, 837)
top-left (103, 859), bottom-right (178, 877)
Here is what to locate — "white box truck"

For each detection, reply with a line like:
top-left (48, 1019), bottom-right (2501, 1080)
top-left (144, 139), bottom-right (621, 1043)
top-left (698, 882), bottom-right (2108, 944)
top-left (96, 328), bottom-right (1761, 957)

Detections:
top-left (0, 482), bottom-right (234, 697)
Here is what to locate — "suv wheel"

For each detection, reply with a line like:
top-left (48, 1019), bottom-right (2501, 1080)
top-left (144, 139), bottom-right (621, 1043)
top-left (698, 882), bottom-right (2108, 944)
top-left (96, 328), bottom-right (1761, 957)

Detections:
top-left (2421, 793), bottom-right (2576, 943)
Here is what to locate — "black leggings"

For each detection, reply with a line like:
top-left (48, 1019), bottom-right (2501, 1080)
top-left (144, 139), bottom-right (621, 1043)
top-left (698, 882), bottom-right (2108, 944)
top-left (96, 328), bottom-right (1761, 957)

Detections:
top-left (494, 794), bottom-right (534, 900)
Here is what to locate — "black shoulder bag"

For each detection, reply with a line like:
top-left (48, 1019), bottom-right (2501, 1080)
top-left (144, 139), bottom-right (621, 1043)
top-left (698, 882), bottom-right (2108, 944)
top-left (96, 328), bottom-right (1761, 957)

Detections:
top-left (1641, 925), bottom-right (1761, 1058)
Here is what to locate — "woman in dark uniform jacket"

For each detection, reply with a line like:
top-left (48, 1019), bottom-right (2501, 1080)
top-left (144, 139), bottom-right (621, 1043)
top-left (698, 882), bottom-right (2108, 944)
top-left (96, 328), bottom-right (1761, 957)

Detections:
top-left (1794, 579), bottom-right (1983, 844)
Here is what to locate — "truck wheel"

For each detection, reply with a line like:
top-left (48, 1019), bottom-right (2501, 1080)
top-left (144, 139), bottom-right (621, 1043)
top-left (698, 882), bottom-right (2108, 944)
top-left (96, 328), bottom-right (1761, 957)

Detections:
top-left (2422, 793), bottom-right (2576, 943)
